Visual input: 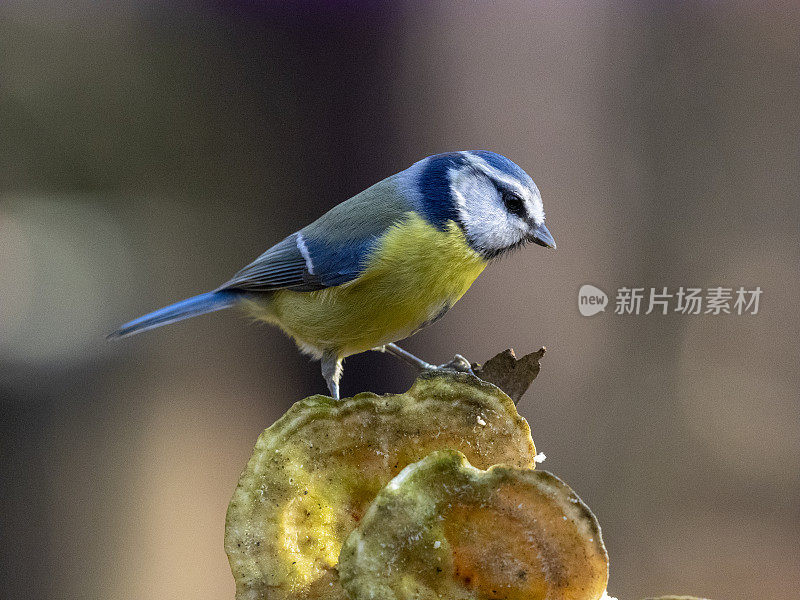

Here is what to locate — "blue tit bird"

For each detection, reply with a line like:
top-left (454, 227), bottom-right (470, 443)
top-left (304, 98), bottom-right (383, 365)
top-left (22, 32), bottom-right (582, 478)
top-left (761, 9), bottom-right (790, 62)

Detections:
top-left (109, 151), bottom-right (555, 399)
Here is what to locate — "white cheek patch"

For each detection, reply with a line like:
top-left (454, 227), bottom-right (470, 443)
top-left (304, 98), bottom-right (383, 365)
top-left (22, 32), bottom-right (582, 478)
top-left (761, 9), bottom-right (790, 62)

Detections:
top-left (524, 194), bottom-right (545, 225)
top-left (448, 166), bottom-right (528, 254)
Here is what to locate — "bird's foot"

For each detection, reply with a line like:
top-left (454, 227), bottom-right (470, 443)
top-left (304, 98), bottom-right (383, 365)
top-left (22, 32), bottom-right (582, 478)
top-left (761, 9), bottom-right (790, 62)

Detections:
top-left (433, 353), bottom-right (474, 375)
top-left (376, 343), bottom-right (474, 375)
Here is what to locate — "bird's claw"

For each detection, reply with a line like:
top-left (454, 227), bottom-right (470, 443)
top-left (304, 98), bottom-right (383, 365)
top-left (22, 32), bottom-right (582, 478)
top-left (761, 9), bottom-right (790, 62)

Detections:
top-left (427, 353), bottom-right (474, 375)
top-left (377, 343), bottom-right (474, 375)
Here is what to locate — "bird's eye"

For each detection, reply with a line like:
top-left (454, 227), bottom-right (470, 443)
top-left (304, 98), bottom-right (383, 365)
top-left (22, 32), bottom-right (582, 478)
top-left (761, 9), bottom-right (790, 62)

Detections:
top-left (502, 191), bottom-right (526, 217)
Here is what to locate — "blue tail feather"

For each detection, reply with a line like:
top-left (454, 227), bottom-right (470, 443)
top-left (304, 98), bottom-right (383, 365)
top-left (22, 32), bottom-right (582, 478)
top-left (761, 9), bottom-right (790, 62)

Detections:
top-left (108, 290), bottom-right (240, 339)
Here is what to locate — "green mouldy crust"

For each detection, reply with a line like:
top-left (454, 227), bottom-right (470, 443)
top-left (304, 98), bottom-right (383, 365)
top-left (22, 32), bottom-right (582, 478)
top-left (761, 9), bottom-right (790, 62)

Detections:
top-left (339, 449), bottom-right (609, 600)
top-left (225, 372), bottom-right (537, 600)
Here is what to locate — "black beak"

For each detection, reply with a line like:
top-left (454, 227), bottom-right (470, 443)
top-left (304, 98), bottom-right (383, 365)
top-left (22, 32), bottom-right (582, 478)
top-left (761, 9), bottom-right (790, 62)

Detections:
top-left (530, 222), bottom-right (556, 249)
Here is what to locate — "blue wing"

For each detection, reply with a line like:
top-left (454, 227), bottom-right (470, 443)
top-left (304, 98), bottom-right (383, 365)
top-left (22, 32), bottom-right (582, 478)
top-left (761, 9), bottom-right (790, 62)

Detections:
top-left (217, 231), bottom-right (370, 292)
top-left (110, 173), bottom-right (418, 338)
top-left (218, 175), bottom-right (413, 293)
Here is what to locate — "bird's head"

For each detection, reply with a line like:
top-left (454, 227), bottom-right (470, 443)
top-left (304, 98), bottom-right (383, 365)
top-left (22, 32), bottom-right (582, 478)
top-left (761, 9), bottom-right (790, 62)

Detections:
top-left (409, 151), bottom-right (555, 259)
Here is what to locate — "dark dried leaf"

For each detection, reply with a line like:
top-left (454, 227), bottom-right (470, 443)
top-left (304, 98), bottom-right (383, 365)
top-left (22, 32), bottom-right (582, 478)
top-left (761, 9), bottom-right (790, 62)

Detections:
top-left (473, 347), bottom-right (546, 404)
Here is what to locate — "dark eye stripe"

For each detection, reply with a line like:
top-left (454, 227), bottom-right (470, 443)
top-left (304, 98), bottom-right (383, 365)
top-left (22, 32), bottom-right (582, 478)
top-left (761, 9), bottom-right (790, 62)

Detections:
top-left (502, 191), bottom-right (527, 217)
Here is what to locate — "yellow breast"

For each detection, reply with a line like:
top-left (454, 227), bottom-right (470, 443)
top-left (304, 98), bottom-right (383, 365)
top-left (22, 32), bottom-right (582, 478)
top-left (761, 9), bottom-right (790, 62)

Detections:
top-left (247, 213), bottom-right (487, 358)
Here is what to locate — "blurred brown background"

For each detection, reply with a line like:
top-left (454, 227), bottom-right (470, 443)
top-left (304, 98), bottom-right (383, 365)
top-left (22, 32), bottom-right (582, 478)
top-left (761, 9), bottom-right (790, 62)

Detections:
top-left (1, 2), bottom-right (798, 599)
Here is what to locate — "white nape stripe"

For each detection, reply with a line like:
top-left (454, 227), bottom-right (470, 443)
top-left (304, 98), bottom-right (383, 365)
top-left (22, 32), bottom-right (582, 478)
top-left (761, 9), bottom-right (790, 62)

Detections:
top-left (447, 166), bottom-right (468, 208)
top-left (295, 232), bottom-right (315, 275)
top-left (464, 152), bottom-right (527, 197)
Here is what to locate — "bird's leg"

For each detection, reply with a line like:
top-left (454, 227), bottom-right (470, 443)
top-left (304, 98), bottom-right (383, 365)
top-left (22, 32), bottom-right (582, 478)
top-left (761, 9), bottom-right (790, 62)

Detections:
top-left (321, 352), bottom-right (343, 400)
top-left (378, 342), bottom-right (434, 370)
top-left (377, 343), bottom-right (474, 375)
